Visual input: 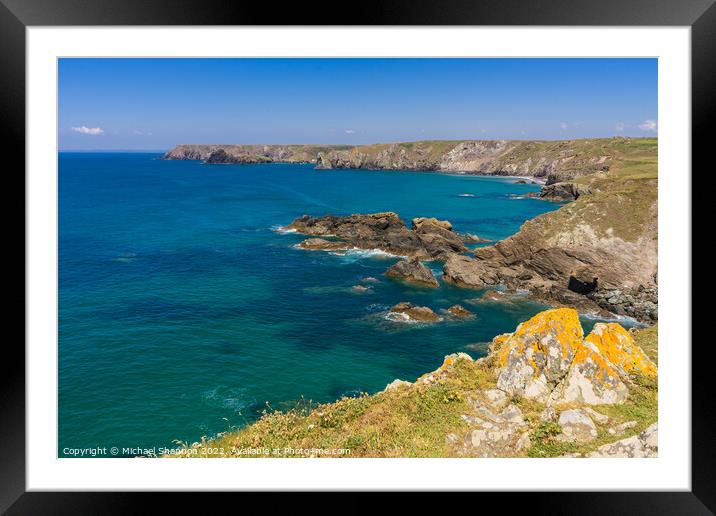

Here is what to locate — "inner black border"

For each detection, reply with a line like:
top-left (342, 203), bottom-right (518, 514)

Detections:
top-left (5, 0), bottom-right (712, 512)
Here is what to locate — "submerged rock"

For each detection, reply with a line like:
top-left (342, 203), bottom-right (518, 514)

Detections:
top-left (385, 258), bottom-right (439, 287)
top-left (446, 304), bottom-right (474, 318)
top-left (388, 302), bottom-right (441, 322)
top-left (297, 238), bottom-right (351, 251)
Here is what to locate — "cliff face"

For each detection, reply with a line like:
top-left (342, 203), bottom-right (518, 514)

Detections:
top-left (164, 138), bottom-right (654, 186)
top-left (164, 144), bottom-right (354, 164)
top-left (175, 309), bottom-right (657, 458)
top-left (443, 139), bottom-right (658, 322)
top-left (315, 138), bottom-right (650, 184)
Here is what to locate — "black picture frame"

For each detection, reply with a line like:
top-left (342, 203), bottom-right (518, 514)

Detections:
top-left (5, 0), bottom-right (712, 512)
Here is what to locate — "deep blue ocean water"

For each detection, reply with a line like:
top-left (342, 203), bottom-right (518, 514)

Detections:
top-left (59, 152), bottom-right (606, 456)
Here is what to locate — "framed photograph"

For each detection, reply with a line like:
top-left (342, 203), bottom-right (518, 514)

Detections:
top-left (7, 0), bottom-right (711, 511)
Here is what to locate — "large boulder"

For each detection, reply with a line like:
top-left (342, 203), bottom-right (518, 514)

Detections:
top-left (385, 258), bottom-right (439, 288)
top-left (584, 323), bottom-right (657, 379)
top-left (450, 400), bottom-right (531, 458)
top-left (495, 308), bottom-right (584, 401)
top-left (493, 308), bottom-right (653, 405)
top-left (556, 409), bottom-right (598, 443)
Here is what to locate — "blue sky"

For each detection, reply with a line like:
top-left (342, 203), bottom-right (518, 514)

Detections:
top-left (58, 58), bottom-right (657, 151)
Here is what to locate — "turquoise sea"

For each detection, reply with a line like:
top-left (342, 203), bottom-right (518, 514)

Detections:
top-left (59, 153), bottom-right (608, 456)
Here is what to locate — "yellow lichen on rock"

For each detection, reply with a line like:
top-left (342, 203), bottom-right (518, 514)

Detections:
top-left (510, 307), bottom-right (584, 360)
top-left (496, 308), bottom-right (585, 401)
top-left (585, 323), bottom-right (657, 378)
top-left (494, 308), bottom-right (654, 405)
top-left (490, 333), bottom-right (513, 367)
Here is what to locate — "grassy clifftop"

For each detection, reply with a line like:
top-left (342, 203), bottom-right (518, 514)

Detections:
top-left (316, 137), bottom-right (657, 183)
top-left (163, 138), bottom-right (657, 186)
top-left (167, 310), bottom-right (658, 459)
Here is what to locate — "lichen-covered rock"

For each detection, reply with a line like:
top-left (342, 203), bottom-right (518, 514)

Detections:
top-left (548, 339), bottom-right (629, 405)
top-left (384, 258), bottom-right (439, 287)
top-left (556, 409), bottom-right (598, 442)
top-left (584, 323), bottom-right (657, 378)
top-left (493, 308), bottom-right (649, 405)
top-left (482, 389), bottom-right (509, 410)
top-left (451, 400), bottom-right (531, 458)
top-left (587, 423), bottom-right (658, 458)
top-left (496, 308), bottom-right (584, 401)
top-left (608, 420), bottom-right (637, 436)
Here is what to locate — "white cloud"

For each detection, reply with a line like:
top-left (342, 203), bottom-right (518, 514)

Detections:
top-left (344, 129), bottom-right (355, 134)
top-left (638, 119), bottom-right (657, 132)
top-left (615, 122), bottom-right (625, 132)
top-left (72, 126), bottom-right (104, 135)
top-left (559, 122), bottom-right (568, 130)
top-left (133, 130), bottom-right (153, 136)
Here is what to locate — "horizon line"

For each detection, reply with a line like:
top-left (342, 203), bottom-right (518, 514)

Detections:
top-left (58, 135), bottom-right (658, 153)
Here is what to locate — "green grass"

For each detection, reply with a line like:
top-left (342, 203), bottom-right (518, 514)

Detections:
top-left (169, 358), bottom-right (497, 458)
top-left (168, 326), bottom-right (657, 458)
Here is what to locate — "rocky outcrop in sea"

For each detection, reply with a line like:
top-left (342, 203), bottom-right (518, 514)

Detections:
top-left (285, 212), bottom-right (467, 261)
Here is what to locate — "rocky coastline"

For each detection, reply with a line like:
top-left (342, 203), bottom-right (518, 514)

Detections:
top-left (169, 137), bottom-right (658, 322)
top-left (180, 308), bottom-right (658, 458)
top-left (163, 137), bottom-right (644, 185)
top-left (162, 137), bottom-right (658, 458)
top-left (284, 197), bottom-right (657, 323)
